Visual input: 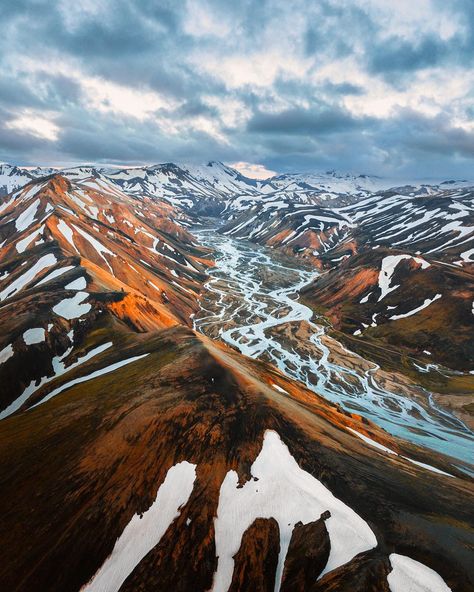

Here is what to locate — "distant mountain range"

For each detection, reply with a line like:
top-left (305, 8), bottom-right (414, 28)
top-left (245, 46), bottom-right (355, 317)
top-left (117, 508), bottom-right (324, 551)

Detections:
top-left (2, 161), bottom-right (471, 213)
top-left (0, 164), bottom-right (473, 592)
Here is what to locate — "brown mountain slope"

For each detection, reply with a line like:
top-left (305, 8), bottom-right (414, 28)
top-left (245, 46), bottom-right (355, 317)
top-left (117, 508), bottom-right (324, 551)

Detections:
top-left (0, 325), bottom-right (472, 592)
top-left (301, 248), bottom-right (474, 371)
top-left (0, 175), bottom-right (212, 416)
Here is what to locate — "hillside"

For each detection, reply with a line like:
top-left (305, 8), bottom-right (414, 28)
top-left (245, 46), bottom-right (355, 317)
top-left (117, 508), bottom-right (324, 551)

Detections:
top-left (0, 168), bottom-right (472, 592)
top-left (0, 324), bottom-right (472, 591)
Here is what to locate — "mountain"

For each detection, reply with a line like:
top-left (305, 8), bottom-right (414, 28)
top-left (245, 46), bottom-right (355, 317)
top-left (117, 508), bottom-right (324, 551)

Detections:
top-left (0, 163), bottom-right (61, 197)
top-left (64, 161), bottom-right (272, 216)
top-left (0, 322), bottom-right (472, 592)
top-left (301, 247), bottom-right (474, 365)
top-left (221, 185), bottom-right (474, 268)
top-left (2, 161), bottom-right (472, 218)
top-left (0, 173), bottom-right (211, 418)
top-left (0, 166), bottom-right (473, 591)
top-left (0, 163), bottom-right (35, 197)
top-left (219, 183), bottom-right (474, 416)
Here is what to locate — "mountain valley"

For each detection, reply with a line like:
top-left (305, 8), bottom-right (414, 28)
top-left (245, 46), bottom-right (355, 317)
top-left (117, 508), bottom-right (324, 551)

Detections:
top-left (0, 162), bottom-right (473, 592)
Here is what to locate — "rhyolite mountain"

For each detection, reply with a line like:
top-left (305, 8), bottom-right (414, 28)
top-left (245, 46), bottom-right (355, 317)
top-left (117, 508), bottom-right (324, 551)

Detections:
top-left (0, 167), bottom-right (473, 592)
top-left (3, 161), bottom-right (471, 216)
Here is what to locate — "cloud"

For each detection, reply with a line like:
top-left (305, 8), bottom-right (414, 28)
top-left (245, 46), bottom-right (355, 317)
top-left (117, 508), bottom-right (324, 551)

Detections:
top-left (247, 104), bottom-right (369, 135)
top-left (0, 0), bottom-right (472, 178)
top-left (230, 162), bottom-right (277, 179)
top-left (5, 111), bottom-right (60, 141)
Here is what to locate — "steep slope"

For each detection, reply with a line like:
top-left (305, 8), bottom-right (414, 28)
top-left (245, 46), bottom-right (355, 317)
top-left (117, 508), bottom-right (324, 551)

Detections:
top-left (64, 161), bottom-right (271, 216)
top-left (0, 163), bottom-right (58, 197)
top-left (0, 174), bottom-right (212, 417)
top-left (221, 201), bottom-right (354, 268)
top-left (301, 249), bottom-right (474, 370)
top-left (0, 325), bottom-right (472, 592)
top-left (221, 185), bottom-right (474, 268)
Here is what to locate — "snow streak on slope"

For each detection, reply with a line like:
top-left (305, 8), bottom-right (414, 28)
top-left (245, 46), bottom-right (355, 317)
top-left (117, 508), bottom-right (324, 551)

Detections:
top-left (82, 461), bottom-right (197, 592)
top-left (388, 554), bottom-right (452, 592)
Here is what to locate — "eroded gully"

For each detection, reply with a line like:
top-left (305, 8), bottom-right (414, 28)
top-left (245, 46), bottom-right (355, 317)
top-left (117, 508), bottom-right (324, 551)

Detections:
top-left (192, 226), bottom-right (474, 466)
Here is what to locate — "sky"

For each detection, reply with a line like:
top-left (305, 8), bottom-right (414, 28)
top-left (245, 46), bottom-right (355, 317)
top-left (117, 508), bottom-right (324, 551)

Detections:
top-left (0, 0), bottom-right (473, 179)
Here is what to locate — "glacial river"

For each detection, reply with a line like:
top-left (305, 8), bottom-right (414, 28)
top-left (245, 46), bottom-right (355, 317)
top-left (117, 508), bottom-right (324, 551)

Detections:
top-left (192, 227), bottom-right (474, 466)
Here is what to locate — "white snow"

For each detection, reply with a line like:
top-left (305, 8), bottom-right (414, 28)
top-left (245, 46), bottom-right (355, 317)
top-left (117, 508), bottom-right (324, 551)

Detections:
top-left (459, 247), bottom-right (474, 262)
top-left (272, 383), bottom-right (289, 394)
top-left (347, 428), bottom-right (453, 477)
top-left (0, 341), bottom-right (112, 419)
top-left (400, 456), bottom-right (454, 477)
top-left (65, 276), bottom-right (87, 290)
top-left (72, 223), bottom-right (115, 274)
top-left (346, 428), bottom-right (397, 455)
top-left (0, 344), bottom-right (14, 364)
top-left (35, 264), bottom-right (75, 287)
top-left (53, 292), bottom-right (91, 319)
top-left (211, 430), bottom-right (377, 592)
top-left (16, 224), bottom-right (45, 253)
top-left (33, 353), bottom-right (149, 408)
top-left (388, 553), bottom-right (452, 592)
top-left (389, 294), bottom-right (442, 320)
top-left (57, 219), bottom-right (79, 253)
top-left (378, 255), bottom-right (429, 302)
top-left (23, 328), bottom-right (46, 345)
top-left (15, 198), bottom-right (40, 231)
top-left (0, 253), bottom-right (57, 301)
top-left (81, 460), bottom-right (196, 592)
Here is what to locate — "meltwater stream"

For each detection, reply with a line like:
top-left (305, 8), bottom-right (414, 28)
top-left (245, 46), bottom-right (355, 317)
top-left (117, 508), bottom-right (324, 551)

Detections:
top-left (192, 226), bottom-right (474, 465)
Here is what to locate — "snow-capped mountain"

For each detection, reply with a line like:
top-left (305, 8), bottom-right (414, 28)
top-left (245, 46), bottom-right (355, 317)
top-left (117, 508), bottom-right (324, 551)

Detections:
top-left (2, 161), bottom-right (473, 218)
top-left (0, 163), bottom-right (35, 197)
top-left (222, 184), bottom-right (474, 267)
top-left (302, 248), bottom-right (474, 371)
top-left (0, 165), bottom-right (473, 592)
top-left (0, 173), bottom-right (212, 419)
top-left (220, 183), bottom-right (474, 382)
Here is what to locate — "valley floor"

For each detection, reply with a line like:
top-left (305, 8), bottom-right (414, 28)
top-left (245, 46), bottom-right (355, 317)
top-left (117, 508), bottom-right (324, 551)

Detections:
top-left (192, 224), bottom-right (474, 468)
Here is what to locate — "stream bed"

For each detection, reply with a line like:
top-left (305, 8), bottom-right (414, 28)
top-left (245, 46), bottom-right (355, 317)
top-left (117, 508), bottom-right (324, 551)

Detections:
top-left (192, 226), bottom-right (474, 465)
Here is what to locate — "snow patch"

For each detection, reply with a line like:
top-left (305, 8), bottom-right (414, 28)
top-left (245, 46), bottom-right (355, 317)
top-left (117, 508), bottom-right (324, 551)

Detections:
top-left (80, 461), bottom-right (196, 592)
top-left (65, 276), bottom-right (87, 290)
top-left (347, 428), bottom-right (397, 455)
top-left (16, 225), bottom-right (45, 253)
top-left (388, 553), bottom-right (452, 592)
top-left (53, 292), bottom-right (91, 320)
top-left (389, 294), bottom-right (442, 320)
top-left (57, 220), bottom-right (79, 253)
top-left (0, 344), bottom-right (14, 364)
top-left (23, 328), bottom-right (46, 345)
top-left (0, 341), bottom-right (112, 419)
top-left (35, 265), bottom-right (75, 287)
top-left (378, 255), bottom-right (429, 302)
top-left (33, 353), bottom-right (149, 409)
top-left (211, 430), bottom-right (377, 592)
top-left (15, 198), bottom-right (40, 232)
top-left (272, 383), bottom-right (289, 394)
top-left (0, 253), bottom-right (57, 301)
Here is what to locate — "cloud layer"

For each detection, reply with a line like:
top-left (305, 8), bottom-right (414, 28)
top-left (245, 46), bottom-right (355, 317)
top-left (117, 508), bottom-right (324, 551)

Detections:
top-left (0, 0), bottom-right (473, 178)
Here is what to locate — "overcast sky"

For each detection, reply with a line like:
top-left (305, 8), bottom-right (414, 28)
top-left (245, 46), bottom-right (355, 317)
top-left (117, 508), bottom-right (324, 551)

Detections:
top-left (1, 0), bottom-right (473, 178)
